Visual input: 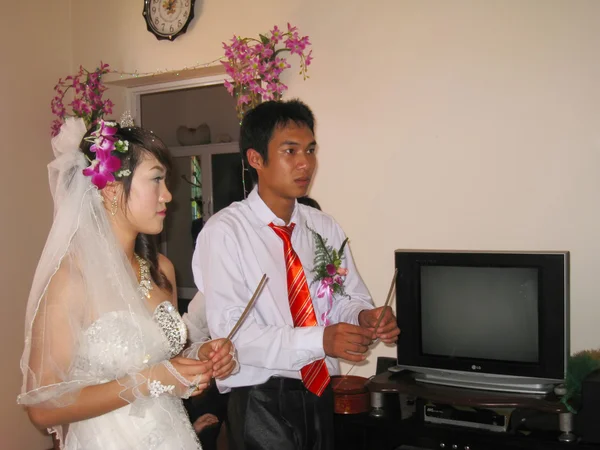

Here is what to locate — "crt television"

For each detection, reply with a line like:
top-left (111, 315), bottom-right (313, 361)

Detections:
top-left (394, 250), bottom-right (569, 394)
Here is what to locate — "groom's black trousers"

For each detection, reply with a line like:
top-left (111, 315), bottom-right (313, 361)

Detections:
top-left (227, 377), bottom-right (334, 450)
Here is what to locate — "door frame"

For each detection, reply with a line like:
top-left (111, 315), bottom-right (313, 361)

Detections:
top-left (125, 73), bottom-right (229, 126)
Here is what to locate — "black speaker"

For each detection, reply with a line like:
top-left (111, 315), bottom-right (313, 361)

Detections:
top-left (375, 356), bottom-right (397, 375)
top-left (577, 369), bottom-right (600, 443)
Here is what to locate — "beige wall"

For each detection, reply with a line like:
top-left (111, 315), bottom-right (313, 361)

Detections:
top-left (70, 1), bottom-right (600, 377)
top-left (7, 6), bottom-right (600, 447)
top-left (1, 0), bottom-right (73, 448)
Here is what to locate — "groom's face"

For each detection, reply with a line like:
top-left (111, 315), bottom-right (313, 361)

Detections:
top-left (252, 121), bottom-right (317, 200)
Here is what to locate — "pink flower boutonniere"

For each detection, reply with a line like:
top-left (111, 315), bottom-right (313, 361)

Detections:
top-left (308, 225), bottom-right (350, 325)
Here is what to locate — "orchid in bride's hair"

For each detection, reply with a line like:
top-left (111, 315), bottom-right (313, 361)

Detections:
top-left (82, 152), bottom-right (121, 190)
top-left (90, 120), bottom-right (118, 152)
top-left (82, 120), bottom-right (130, 190)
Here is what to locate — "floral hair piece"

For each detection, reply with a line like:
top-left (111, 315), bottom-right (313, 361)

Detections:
top-left (82, 120), bottom-right (130, 189)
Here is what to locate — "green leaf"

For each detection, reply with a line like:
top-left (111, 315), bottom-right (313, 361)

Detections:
top-left (308, 225), bottom-right (335, 265)
top-left (338, 238), bottom-right (349, 258)
top-left (259, 34), bottom-right (270, 45)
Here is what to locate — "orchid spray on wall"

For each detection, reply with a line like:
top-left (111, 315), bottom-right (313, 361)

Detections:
top-left (51, 63), bottom-right (113, 136)
top-left (220, 24), bottom-right (313, 120)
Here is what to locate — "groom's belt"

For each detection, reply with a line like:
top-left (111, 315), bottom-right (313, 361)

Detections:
top-left (233, 376), bottom-right (306, 391)
top-left (259, 376), bottom-right (306, 390)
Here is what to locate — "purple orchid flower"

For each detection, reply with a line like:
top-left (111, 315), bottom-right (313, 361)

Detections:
top-left (82, 151), bottom-right (121, 190)
top-left (90, 136), bottom-right (116, 153)
top-left (326, 264), bottom-right (336, 276)
top-left (91, 120), bottom-right (117, 138)
top-left (89, 120), bottom-right (118, 153)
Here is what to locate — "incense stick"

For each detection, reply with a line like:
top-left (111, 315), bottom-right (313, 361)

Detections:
top-left (372, 268), bottom-right (398, 334)
top-left (227, 274), bottom-right (268, 341)
top-left (206, 275), bottom-right (267, 387)
top-left (336, 269), bottom-right (399, 384)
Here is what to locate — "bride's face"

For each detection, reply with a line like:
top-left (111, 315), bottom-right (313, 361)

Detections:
top-left (125, 152), bottom-right (172, 235)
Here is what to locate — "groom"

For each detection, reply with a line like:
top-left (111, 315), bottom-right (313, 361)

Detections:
top-left (190, 99), bottom-right (400, 449)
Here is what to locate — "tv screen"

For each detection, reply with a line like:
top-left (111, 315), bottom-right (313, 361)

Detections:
top-left (420, 266), bottom-right (539, 363)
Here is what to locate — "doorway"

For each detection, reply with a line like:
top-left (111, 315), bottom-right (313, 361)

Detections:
top-left (130, 79), bottom-right (251, 311)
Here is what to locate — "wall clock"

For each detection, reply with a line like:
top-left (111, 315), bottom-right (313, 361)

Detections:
top-left (143, 0), bottom-right (196, 41)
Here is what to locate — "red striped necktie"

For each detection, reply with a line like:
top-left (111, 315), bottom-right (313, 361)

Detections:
top-left (269, 222), bottom-right (330, 396)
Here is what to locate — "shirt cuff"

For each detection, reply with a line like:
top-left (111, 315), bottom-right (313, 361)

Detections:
top-left (346, 303), bottom-right (373, 326)
top-left (291, 326), bottom-right (325, 370)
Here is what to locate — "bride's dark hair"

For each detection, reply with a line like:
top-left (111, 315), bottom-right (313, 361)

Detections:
top-left (80, 125), bottom-right (173, 293)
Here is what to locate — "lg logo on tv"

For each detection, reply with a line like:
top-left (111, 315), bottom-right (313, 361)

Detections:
top-left (471, 365), bottom-right (482, 371)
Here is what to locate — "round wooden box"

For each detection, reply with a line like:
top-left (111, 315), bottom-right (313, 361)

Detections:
top-left (331, 375), bottom-right (370, 414)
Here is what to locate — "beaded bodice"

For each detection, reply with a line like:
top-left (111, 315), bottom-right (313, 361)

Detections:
top-left (73, 301), bottom-right (187, 379)
top-left (152, 301), bottom-right (187, 358)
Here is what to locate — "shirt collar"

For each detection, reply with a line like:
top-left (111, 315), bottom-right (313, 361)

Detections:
top-left (247, 186), bottom-right (304, 228)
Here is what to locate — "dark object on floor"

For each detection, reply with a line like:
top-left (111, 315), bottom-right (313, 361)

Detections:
top-left (183, 382), bottom-right (230, 450)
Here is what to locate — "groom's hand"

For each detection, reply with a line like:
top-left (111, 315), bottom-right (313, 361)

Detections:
top-left (199, 338), bottom-right (237, 379)
top-left (323, 323), bottom-right (373, 362)
top-left (358, 306), bottom-right (400, 344)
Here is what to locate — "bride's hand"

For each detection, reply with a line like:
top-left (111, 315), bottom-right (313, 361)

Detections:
top-left (147, 357), bottom-right (213, 398)
top-left (198, 338), bottom-right (238, 379)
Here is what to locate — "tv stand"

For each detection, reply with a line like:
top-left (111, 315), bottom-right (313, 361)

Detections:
top-left (413, 371), bottom-right (556, 395)
top-left (366, 370), bottom-right (591, 450)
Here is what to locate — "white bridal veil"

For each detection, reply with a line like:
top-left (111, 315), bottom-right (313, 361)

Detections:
top-left (18, 118), bottom-right (170, 441)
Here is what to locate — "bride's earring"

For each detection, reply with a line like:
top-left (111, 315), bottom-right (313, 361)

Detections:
top-left (111, 196), bottom-right (118, 216)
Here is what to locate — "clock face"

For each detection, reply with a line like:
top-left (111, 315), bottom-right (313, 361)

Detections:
top-left (144, 0), bottom-right (195, 41)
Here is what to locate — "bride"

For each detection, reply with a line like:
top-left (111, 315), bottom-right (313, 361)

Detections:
top-left (18, 117), bottom-right (237, 449)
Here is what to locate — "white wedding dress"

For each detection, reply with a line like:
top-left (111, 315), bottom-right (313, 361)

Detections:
top-left (63, 301), bottom-right (202, 450)
top-left (17, 119), bottom-right (205, 450)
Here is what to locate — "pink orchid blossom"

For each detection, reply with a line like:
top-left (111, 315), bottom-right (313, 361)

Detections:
top-left (326, 264), bottom-right (336, 276)
top-left (223, 79), bottom-right (234, 95)
top-left (82, 151), bottom-right (121, 190)
top-left (91, 121), bottom-right (117, 138)
top-left (50, 62), bottom-right (112, 136)
top-left (336, 267), bottom-right (348, 276)
top-left (81, 120), bottom-right (130, 190)
top-left (90, 121), bottom-right (118, 153)
top-left (238, 94), bottom-right (251, 105)
top-left (220, 24), bottom-right (312, 120)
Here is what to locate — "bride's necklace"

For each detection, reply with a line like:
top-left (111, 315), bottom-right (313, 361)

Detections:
top-left (134, 253), bottom-right (153, 299)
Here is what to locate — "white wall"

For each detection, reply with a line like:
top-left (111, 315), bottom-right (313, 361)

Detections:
top-left (1, 0), bottom-right (73, 448)
top-left (68, 0), bottom-right (600, 380)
